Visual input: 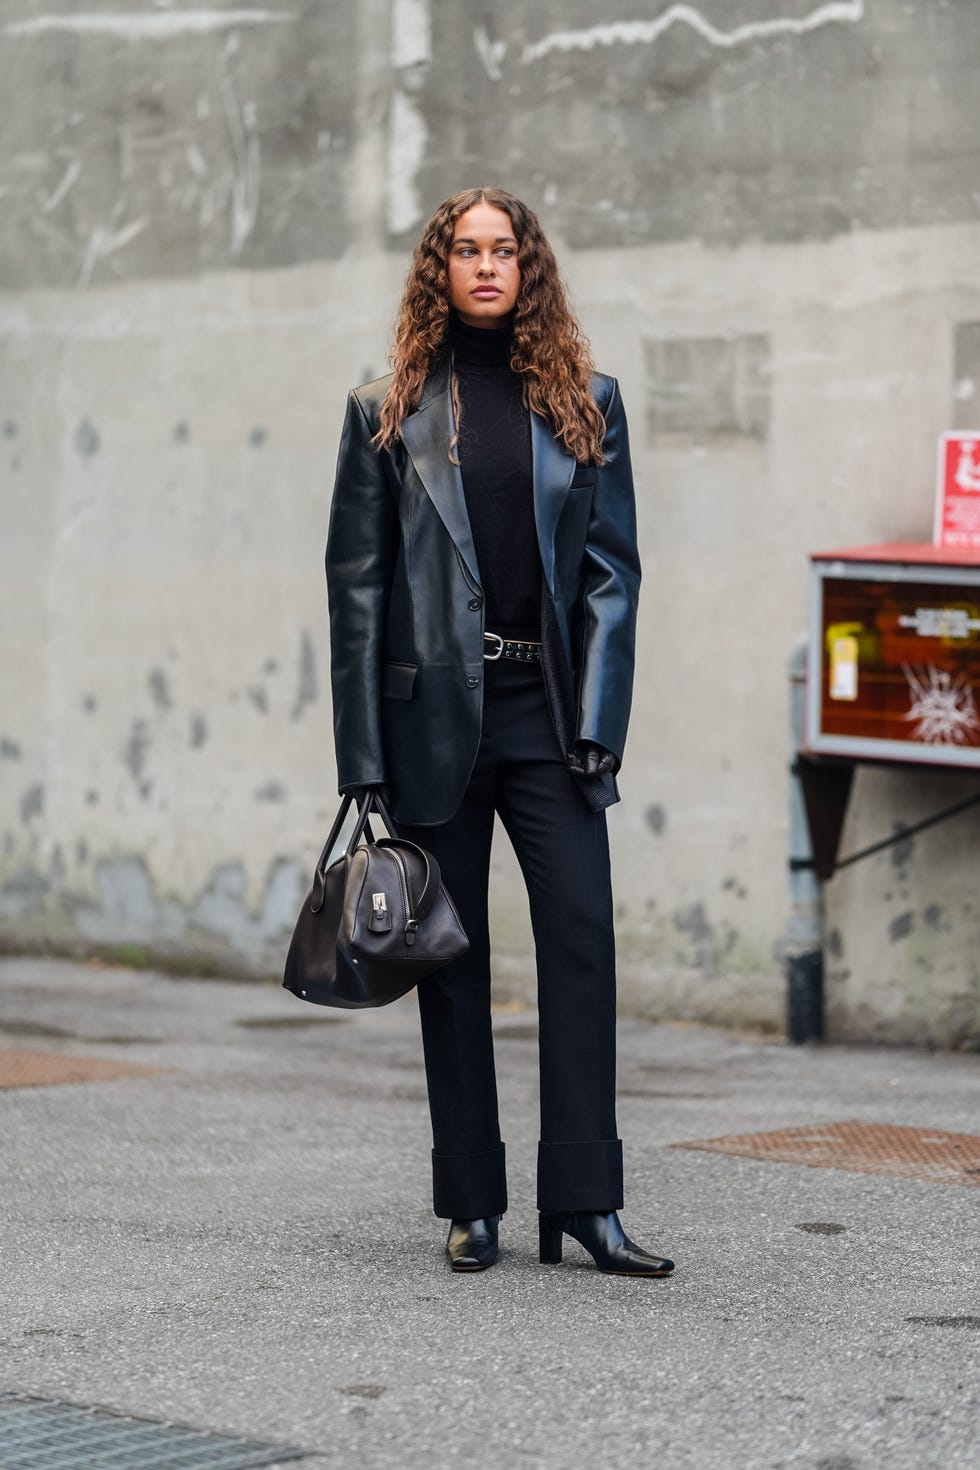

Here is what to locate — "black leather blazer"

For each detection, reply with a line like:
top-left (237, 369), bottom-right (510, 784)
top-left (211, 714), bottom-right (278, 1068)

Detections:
top-left (324, 353), bottom-right (641, 826)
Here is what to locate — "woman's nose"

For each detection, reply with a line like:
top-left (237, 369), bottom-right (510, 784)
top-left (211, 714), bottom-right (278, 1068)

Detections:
top-left (476, 256), bottom-right (495, 276)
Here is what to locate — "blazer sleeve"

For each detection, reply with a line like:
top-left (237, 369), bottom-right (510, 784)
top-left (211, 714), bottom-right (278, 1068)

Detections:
top-left (324, 389), bottom-right (398, 794)
top-left (575, 377), bottom-right (642, 766)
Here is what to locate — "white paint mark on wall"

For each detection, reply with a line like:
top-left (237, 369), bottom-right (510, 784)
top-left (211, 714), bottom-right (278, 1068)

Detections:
top-left (218, 51), bottom-right (261, 255)
top-left (474, 25), bottom-right (506, 81)
top-left (4, 11), bottom-right (295, 40)
top-left (387, 0), bottom-right (432, 236)
top-left (185, 142), bottom-right (208, 180)
top-left (37, 158), bottom-right (82, 213)
top-left (521, 1), bottom-right (865, 64)
top-left (77, 217), bottom-right (146, 289)
top-left (387, 89), bottom-right (428, 235)
top-left (392, 0), bottom-right (432, 68)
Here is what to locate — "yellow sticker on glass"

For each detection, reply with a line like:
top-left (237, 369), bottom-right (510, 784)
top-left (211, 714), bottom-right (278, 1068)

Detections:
top-left (829, 634), bottom-right (859, 701)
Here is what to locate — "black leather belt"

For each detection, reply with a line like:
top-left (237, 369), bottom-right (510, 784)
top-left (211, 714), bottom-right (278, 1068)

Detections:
top-left (483, 632), bottom-right (542, 663)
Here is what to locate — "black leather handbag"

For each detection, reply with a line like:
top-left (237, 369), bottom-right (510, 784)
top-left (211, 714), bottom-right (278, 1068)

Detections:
top-left (283, 790), bottom-right (469, 1008)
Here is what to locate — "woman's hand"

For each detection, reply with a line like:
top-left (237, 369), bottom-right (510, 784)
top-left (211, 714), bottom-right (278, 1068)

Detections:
top-left (570, 740), bottom-right (618, 777)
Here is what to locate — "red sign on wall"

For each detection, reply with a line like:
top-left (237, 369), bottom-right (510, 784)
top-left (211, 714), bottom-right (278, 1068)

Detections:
top-left (935, 433), bottom-right (980, 549)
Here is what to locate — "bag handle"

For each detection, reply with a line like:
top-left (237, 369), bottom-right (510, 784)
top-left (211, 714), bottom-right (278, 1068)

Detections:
top-left (367, 791), bottom-right (444, 921)
top-left (311, 790), bottom-right (379, 913)
top-left (375, 838), bottom-right (443, 921)
top-left (310, 788), bottom-right (446, 924)
top-left (348, 790), bottom-right (444, 921)
top-left (367, 790), bottom-right (399, 837)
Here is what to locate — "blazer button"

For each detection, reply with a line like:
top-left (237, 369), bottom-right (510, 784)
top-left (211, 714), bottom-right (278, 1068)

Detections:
top-left (468, 597), bottom-right (482, 610)
top-left (465, 675), bottom-right (480, 688)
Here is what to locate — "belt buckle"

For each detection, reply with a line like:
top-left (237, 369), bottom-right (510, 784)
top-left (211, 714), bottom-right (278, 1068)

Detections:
top-left (483, 632), bottom-right (504, 661)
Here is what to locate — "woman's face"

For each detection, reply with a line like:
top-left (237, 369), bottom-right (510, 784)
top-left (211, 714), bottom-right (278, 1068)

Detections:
top-left (447, 202), bottom-right (521, 328)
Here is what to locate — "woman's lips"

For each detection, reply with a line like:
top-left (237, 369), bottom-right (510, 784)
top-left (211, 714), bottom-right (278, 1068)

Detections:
top-left (472, 287), bottom-right (501, 298)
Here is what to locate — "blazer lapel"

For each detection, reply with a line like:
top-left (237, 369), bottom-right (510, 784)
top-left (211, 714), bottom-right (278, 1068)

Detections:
top-left (399, 356), bottom-right (482, 591)
top-left (531, 410), bottom-right (576, 599)
top-left (400, 358), bottom-right (577, 601)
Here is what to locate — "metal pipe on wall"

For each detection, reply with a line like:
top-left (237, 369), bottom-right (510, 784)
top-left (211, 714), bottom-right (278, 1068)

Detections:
top-left (786, 638), bottom-right (825, 1042)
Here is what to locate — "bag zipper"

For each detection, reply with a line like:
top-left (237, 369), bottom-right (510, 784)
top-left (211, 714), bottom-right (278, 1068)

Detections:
top-left (388, 847), bottom-right (418, 946)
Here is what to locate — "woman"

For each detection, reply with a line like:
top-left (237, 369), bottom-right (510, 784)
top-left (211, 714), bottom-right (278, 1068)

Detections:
top-left (325, 187), bottom-right (673, 1279)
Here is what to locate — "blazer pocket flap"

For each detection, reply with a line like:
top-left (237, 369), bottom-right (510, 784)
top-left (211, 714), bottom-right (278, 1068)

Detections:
top-left (381, 660), bottom-right (418, 700)
top-left (570, 467), bottom-right (596, 489)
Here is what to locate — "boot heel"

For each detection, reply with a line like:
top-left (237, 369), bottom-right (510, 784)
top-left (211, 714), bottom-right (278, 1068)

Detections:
top-left (539, 1212), bottom-right (564, 1264)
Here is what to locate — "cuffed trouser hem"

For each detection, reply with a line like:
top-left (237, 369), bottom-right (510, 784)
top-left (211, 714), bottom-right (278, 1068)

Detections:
top-left (536, 1139), bottom-right (624, 1213)
top-left (431, 1143), bottom-right (507, 1220)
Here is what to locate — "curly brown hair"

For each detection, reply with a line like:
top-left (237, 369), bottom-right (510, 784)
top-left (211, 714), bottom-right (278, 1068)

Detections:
top-left (375, 187), bottom-right (606, 465)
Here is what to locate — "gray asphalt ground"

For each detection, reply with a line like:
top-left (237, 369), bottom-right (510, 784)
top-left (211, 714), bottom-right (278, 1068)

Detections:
top-left (1, 956), bottom-right (977, 1470)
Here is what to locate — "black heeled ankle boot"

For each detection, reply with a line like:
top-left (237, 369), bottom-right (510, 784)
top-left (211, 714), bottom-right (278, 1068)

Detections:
top-left (539, 1210), bottom-right (673, 1276)
top-left (446, 1215), bottom-right (499, 1272)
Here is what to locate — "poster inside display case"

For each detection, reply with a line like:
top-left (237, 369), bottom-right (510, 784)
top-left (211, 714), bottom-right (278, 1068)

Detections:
top-left (807, 545), bottom-right (980, 767)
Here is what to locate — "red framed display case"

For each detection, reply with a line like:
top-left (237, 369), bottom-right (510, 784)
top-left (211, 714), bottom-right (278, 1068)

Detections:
top-left (807, 542), bottom-right (980, 769)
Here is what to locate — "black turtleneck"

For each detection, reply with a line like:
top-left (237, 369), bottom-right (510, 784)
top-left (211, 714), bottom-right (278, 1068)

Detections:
top-left (450, 312), bottom-right (540, 642)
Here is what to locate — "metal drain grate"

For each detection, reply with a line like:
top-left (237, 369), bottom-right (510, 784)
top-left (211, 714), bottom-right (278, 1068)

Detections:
top-left (672, 1119), bottom-right (980, 1187)
top-left (0, 1395), bottom-right (306, 1468)
top-left (0, 1048), bottom-right (164, 1090)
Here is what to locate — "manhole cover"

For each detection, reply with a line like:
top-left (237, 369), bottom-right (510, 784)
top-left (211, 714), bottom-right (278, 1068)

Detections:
top-left (671, 1119), bottom-right (980, 1187)
top-left (0, 1048), bottom-right (164, 1090)
top-left (0, 1395), bottom-right (306, 1469)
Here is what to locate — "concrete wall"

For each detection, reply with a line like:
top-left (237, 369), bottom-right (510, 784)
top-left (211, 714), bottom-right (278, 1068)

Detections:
top-left (2, 0), bottom-right (979, 1046)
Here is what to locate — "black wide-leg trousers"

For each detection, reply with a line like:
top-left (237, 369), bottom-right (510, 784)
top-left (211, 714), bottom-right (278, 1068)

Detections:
top-left (398, 654), bottom-right (623, 1220)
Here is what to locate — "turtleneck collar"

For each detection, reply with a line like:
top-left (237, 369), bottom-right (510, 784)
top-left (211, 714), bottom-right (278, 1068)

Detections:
top-left (449, 309), bottom-right (515, 368)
